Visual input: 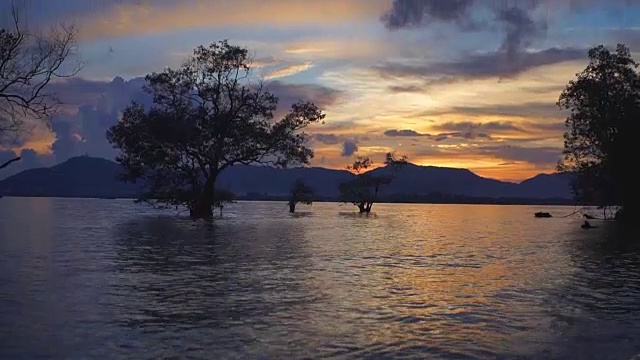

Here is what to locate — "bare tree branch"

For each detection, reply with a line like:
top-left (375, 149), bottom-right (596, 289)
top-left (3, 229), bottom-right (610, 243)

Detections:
top-left (0, 2), bottom-right (82, 149)
top-left (0, 156), bottom-right (20, 170)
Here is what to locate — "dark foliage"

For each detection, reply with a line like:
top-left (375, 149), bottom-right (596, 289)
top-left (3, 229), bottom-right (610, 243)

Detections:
top-left (288, 178), bottom-right (314, 213)
top-left (339, 152), bottom-right (408, 213)
top-left (557, 44), bottom-right (637, 222)
top-left (106, 40), bottom-right (325, 219)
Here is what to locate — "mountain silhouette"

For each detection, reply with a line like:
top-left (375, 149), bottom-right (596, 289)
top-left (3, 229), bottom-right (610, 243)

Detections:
top-left (0, 156), bottom-right (574, 202)
top-left (0, 157), bottom-right (141, 198)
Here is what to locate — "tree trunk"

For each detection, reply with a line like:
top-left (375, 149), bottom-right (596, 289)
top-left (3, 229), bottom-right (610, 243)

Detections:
top-left (190, 199), bottom-right (214, 219)
top-left (289, 200), bottom-right (296, 213)
top-left (190, 177), bottom-right (216, 220)
top-left (357, 202), bottom-right (372, 213)
top-left (615, 206), bottom-right (627, 223)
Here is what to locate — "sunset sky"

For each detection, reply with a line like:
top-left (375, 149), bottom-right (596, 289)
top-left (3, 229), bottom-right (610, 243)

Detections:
top-left (1, 0), bottom-right (639, 181)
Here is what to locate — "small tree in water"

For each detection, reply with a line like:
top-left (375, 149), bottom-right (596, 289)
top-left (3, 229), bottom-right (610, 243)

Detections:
top-left (214, 189), bottom-right (234, 217)
top-left (288, 178), bottom-right (313, 213)
top-left (339, 152), bottom-right (407, 213)
top-left (106, 40), bottom-right (325, 219)
top-left (557, 44), bottom-right (637, 223)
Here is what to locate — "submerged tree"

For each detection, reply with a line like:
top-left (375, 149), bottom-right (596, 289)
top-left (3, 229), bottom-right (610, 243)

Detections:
top-left (288, 178), bottom-right (314, 213)
top-left (557, 44), bottom-right (637, 223)
top-left (107, 40), bottom-right (325, 219)
top-left (0, 6), bottom-right (81, 170)
top-left (339, 152), bottom-right (408, 213)
top-left (214, 188), bottom-right (234, 217)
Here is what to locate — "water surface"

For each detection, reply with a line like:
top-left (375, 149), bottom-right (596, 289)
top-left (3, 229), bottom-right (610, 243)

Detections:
top-left (0, 198), bottom-right (638, 359)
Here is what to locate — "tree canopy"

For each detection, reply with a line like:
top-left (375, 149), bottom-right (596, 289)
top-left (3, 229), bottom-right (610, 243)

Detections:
top-left (339, 152), bottom-right (407, 213)
top-left (107, 40), bottom-right (326, 219)
top-left (557, 43), bottom-right (638, 222)
top-left (0, 6), bottom-right (80, 170)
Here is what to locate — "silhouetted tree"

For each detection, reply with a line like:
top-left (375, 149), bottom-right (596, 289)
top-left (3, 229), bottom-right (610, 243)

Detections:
top-left (288, 178), bottom-right (313, 213)
top-left (0, 5), bottom-right (81, 170)
top-left (557, 44), bottom-right (637, 223)
top-left (340, 152), bottom-right (407, 213)
top-left (106, 40), bottom-right (325, 219)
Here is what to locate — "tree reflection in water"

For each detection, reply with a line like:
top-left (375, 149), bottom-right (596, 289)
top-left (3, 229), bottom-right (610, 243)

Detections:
top-left (541, 222), bottom-right (640, 359)
top-left (110, 216), bottom-right (326, 358)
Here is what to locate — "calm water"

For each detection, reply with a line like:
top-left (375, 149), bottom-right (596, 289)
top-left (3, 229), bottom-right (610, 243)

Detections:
top-left (0, 198), bottom-right (638, 359)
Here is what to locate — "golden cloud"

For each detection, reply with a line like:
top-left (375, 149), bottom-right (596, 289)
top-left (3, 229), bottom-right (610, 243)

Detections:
top-left (305, 58), bottom-right (585, 181)
top-left (264, 62), bottom-right (314, 80)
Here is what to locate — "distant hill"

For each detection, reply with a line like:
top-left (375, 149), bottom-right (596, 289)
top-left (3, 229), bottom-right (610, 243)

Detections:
top-left (0, 157), bottom-right (141, 198)
top-left (217, 165), bottom-right (354, 197)
top-left (0, 156), bottom-right (574, 202)
top-left (517, 173), bottom-right (576, 199)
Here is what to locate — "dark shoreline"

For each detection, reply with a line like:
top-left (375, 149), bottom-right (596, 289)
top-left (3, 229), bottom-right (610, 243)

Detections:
top-left (1, 193), bottom-right (579, 206)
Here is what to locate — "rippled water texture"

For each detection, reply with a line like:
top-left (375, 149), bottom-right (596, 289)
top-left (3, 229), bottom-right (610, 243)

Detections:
top-left (0, 198), bottom-right (639, 359)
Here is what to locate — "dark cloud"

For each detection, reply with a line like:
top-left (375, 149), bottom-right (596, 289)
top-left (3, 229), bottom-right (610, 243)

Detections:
top-left (384, 119), bottom-right (566, 145)
top-left (381, 0), bottom-right (476, 30)
top-left (265, 80), bottom-right (344, 120)
top-left (387, 84), bottom-right (426, 93)
top-left (341, 140), bottom-right (359, 157)
top-left (417, 102), bottom-right (566, 120)
top-left (384, 129), bottom-right (427, 137)
top-left (372, 137), bottom-right (561, 167)
top-left (385, 77), bottom-right (458, 92)
top-left (384, 128), bottom-right (492, 142)
top-left (497, 5), bottom-right (546, 61)
top-left (475, 145), bottom-right (562, 165)
top-left (313, 133), bottom-right (341, 145)
top-left (441, 131), bottom-right (491, 141)
top-left (430, 120), bottom-right (566, 142)
top-left (378, 47), bottom-right (585, 82)
top-left (2, 75), bottom-right (343, 175)
top-left (381, 0), bottom-right (549, 58)
top-left (41, 77), bottom-right (150, 163)
top-left (50, 120), bottom-right (76, 163)
top-left (50, 76), bottom-right (149, 109)
top-left (377, 1), bottom-right (596, 85)
top-left (312, 132), bottom-right (371, 147)
top-left (432, 121), bottom-right (523, 133)
top-left (410, 143), bottom-right (562, 167)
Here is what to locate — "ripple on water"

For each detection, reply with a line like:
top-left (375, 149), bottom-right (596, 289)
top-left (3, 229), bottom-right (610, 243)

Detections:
top-left (1, 199), bottom-right (640, 359)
